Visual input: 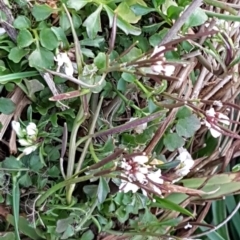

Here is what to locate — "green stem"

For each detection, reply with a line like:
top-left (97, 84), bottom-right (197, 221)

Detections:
top-left (66, 96), bottom-right (103, 204)
top-left (12, 175), bottom-right (20, 240)
top-left (62, 4), bottom-right (83, 73)
top-left (204, 0), bottom-right (237, 15)
top-left (66, 104), bottom-right (86, 179)
top-left (75, 199), bottom-right (98, 232)
top-left (36, 173), bottom-right (117, 207)
top-left (204, 10), bottom-right (240, 21)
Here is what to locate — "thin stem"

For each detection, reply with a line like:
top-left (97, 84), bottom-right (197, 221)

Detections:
top-left (66, 104), bottom-right (86, 179)
top-left (62, 4), bottom-right (83, 73)
top-left (204, 10), bottom-right (240, 21)
top-left (66, 96), bottom-right (103, 203)
top-left (204, 0), bottom-right (237, 15)
top-left (191, 201), bottom-right (240, 238)
top-left (160, 0), bottom-right (204, 45)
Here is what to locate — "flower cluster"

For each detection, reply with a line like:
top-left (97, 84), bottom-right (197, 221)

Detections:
top-left (204, 107), bottom-right (230, 138)
top-left (173, 148), bottom-right (194, 182)
top-left (54, 52), bottom-right (74, 77)
top-left (119, 155), bottom-right (163, 197)
top-left (150, 46), bottom-right (175, 76)
top-left (12, 121), bottom-right (39, 155)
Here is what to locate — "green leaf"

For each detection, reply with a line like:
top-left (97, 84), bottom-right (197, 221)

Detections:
top-left (94, 52), bottom-right (106, 70)
top-left (183, 7), bottom-right (208, 31)
top-left (24, 79), bottom-right (45, 99)
top-left (7, 215), bottom-right (42, 240)
top-left (176, 114), bottom-right (201, 138)
top-left (131, 3), bottom-right (155, 16)
top-left (163, 133), bottom-right (184, 151)
top-left (19, 173), bottom-right (32, 187)
top-left (0, 97), bottom-right (15, 114)
top-left (2, 156), bottom-right (22, 169)
top-left (0, 232), bottom-right (15, 240)
top-left (153, 196), bottom-right (194, 217)
top-left (116, 0), bottom-right (147, 24)
top-left (104, 5), bottom-right (141, 36)
top-left (152, 0), bottom-right (165, 8)
top-left (167, 5), bottom-right (183, 20)
top-left (80, 230), bottom-right (94, 240)
top-left (32, 4), bottom-right (54, 21)
top-left (17, 29), bottom-right (34, 48)
top-left (51, 27), bottom-right (69, 49)
top-left (59, 12), bottom-right (70, 31)
top-left (67, 0), bottom-right (90, 11)
top-left (13, 15), bottom-right (31, 29)
top-left (83, 5), bottom-right (102, 39)
top-left (8, 47), bottom-right (29, 63)
top-left (28, 47), bottom-right (54, 69)
top-left (97, 177), bottom-right (110, 204)
top-left (0, 71), bottom-right (39, 84)
top-left (121, 72), bottom-right (136, 83)
top-left (176, 106), bottom-right (192, 119)
top-left (39, 28), bottom-right (58, 50)
top-left (121, 47), bottom-right (142, 62)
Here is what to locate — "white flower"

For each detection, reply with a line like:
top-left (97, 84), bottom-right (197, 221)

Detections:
top-left (23, 145), bottom-right (38, 155)
top-left (11, 120), bottom-right (39, 155)
top-left (132, 155), bottom-right (148, 165)
top-left (147, 169), bottom-right (164, 184)
top-left (12, 121), bottom-right (24, 138)
top-left (151, 46), bottom-right (165, 57)
top-left (184, 222), bottom-right (192, 229)
top-left (26, 122), bottom-right (38, 136)
top-left (119, 179), bottom-right (140, 193)
top-left (175, 148), bottom-right (194, 177)
top-left (119, 155), bottom-right (164, 197)
top-left (129, 117), bottom-right (148, 134)
top-left (205, 107), bottom-right (230, 138)
top-left (54, 52), bottom-right (74, 77)
top-left (164, 64), bottom-right (175, 76)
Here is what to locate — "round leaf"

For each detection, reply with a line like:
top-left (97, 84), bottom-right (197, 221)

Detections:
top-left (163, 133), bottom-right (184, 151)
top-left (176, 115), bottom-right (201, 138)
top-left (0, 97), bottom-right (16, 114)
top-left (32, 4), bottom-right (54, 21)
top-left (39, 28), bottom-right (58, 50)
top-left (17, 29), bottom-right (34, 48)
top-left (8, 47), bottom-right (29, 63)
top-left (94, 52), bottom-right (106, 70)
top-left (13, 15), bottom-right (31, 29)
top-left (28, 47), bottom-right (54, 69)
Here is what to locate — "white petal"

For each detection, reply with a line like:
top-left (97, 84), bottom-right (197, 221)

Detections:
top-left (184, 222), bottom-right (192, 229)
top-left (119, 182), bottom-right (139, 193)
top-left (23, 145), bottom-right (38, 155)
top-left (147, 170), bottom-right (163, 184)
top-left (135, 172), bottom-right (147, 184)
top-left (164, 65), bottom-right (175, 76)
top-left (132, 155), bottom-right (148, 164)
top-left (135, 122), bottom-right (147, 134)
top-left (12, 121), bottom-right (24, 137)
top-left (120, 161), bottom-right (132, 171)
top-left (138, 166), bottom-right (148, 174)
top-left (64, 64), bottom-right (74, 76)
top-left (152, 46), bottom-right (165, 56)
top-left (206, 108), bottom-right (216, 117)
top-left (218, 113), bottom-right (230, 125)
top-left (152, 185), bottom-right (162, 195)
top-left (19, 138), bottom-right (32, 146)
top-left (204, 120), bottom-right (211, 128)
top-left (210, 127), bottom-right (221, 138)
top-left (151, 62), bottom-right (164, 73)
top-left (26, 122), bottom-right (38, 136)
top-left (176, 167), bottom-right (190, 177)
